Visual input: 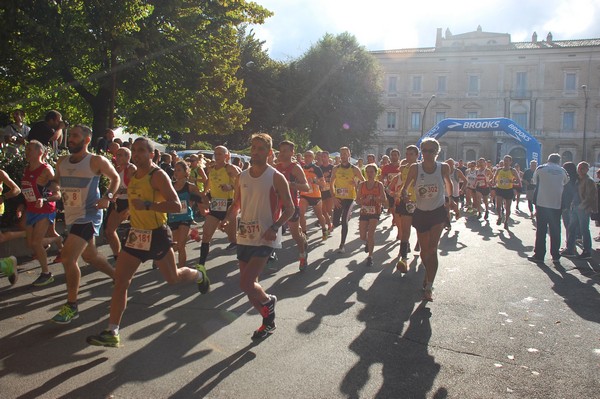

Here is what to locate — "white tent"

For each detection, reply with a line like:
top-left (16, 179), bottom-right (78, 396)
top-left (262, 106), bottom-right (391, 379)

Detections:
top-left (112, 127), bottom-right (166, 152)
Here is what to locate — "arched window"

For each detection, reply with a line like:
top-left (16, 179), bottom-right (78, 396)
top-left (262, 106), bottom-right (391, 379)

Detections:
top-left (466, 149), bottom-right (476, 161)
top-left (562, 151), bottom-right (573, 162)
top-left (509, 147), bottom-right (526, 169)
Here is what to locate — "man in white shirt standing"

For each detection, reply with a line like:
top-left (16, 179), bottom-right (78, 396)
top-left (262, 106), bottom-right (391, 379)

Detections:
top-left (528, 154), bottom-right (569, 263)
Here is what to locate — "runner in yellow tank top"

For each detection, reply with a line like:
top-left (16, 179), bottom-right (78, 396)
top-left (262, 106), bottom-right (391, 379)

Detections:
top-left (492, 154), bottom-right (521, 229)
top-left (87, 137), bottom-right (210, 348)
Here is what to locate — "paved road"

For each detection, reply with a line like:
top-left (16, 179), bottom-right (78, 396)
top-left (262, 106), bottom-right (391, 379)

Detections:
top-left (1, 202), bottom-right (599, 399)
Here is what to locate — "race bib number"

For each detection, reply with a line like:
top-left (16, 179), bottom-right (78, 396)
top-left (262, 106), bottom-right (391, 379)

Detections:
top-left (210, 198), bottom-right (227, 212)
top-left (177, 200), bottom-right (188, 214)
top-left (417, 184), bottom-right (438, 199)
top-left (238, 220), bottom-right (260, 240)
top-left (336, 187), bottom-right (349, 197)
top-left (62, 188), bottom-right (83, 208)
top-left (362, 205), bottom-right (376, 215)
top-left (22, 187), bottom-right (37, 202)
top-left (125, 228), bottom-right (152, 251)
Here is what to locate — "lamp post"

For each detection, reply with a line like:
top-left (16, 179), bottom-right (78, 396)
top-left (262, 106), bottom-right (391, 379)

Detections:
top-left (581, 85), bottom-right (589, 162)
top-left (421, 94), bottom-right (436, 137)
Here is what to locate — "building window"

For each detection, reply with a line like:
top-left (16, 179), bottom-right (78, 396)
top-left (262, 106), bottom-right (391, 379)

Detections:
top-left (565, 72), bottom-right (577, 91)
top-left (388, 76), bottom-right (397, 94)
top-left (466, 149), bottom-right (477, 160)
top-left (467, 111), bottom-right (478, 119)
top-left (562, 151), bottom-right (573, 162)
top-left (468, 75), bottom-right (480, 95)
top-left (515, 72), bottom-right (528, 97)
top-left (411, 112), bottom-right (421, 130)
top-left (435, 112), bottom-right (446, 124)
top-left (386, 112), bottom-right (396, 129)
top-left (411, 76), bottom-right (422, 93)
top-left (512, 112), bottom-right (528, 129)
top-left (437, 76), bottom-right (447, 93)
top-left (562, 111), bottom-right (575, 131)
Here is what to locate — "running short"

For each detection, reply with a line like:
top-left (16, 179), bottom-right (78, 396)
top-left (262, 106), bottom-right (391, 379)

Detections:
top-left (394, 200), bottom-right (414, 217)
top-left (168, 220), bottom-right (193, 231)
top-left (26, 211), bottom-right (56, 227)
top-left (496, 188), bottom-right (514, 200)
top-left (69, 222), bottom-right (96, 242)
top-left (300, 196), bottom-right (321, 207)
top-left (122, 225), bottom-right (173, 262)
top-left (476, 187), bottom-right (490, 196)
top-left (321, 190), bottom-right (332, 200)
top-left (412, 205), bottom-right (448, 233)
top-left (288, 206), bottom-right (300, 223)
top-left (236, 244), bottom-right (273, 263)
top-left (359, 213), bottom-right (380, 221)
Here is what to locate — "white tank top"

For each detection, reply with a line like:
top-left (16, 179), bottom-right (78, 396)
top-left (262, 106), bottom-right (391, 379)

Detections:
top-left (59, 153), bottom-right (102, 227)
top-left (466, 169), bottom-right (478, 189)
top-left (415, 162), bottom-right (445, 211)
top-left (450, 169), bottom-right (460, 197)
top-left (237, 165), bottom-right (282, 248)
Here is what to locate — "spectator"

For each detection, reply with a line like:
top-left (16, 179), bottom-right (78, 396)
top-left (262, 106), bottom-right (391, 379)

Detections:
top-left (28, 110), bottom-right (65, 147)
top-left (160, 153), bottom-right (174, 179)
top-left (4, 109), bottom-right (30, 143)
top-left (528, 154), bottom-right (568, 263)
top-left (95, 129), bottom-right (115, 153)
top-left (560, 162), bottom-right (579, 249)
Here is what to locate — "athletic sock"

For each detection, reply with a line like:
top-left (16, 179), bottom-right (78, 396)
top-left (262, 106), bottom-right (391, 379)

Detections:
top-left (108, 324), bottom-right (120, 335)
top-left (199, 242), bottom-right (210, 265)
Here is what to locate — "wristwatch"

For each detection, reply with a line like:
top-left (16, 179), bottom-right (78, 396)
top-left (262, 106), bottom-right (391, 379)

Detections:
top-left (106, 192), bottom-right (114, 200)
top-left (144, 201), bottom-right (152, 210)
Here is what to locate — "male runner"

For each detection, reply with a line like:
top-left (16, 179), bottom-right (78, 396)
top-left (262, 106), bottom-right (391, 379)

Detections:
top-left (319, 151), bottom-right (335, 232)
top-left (299, 150), bottom-right (328, 242)
top-left (492, 154), bottom-right (521, 229)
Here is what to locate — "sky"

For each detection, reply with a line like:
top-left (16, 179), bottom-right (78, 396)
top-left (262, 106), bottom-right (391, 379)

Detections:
top-left (251, 0), bottom-right (600, 61)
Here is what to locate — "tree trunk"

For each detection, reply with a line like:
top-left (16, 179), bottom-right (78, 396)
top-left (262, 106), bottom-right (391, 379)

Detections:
top-left (91, 87), bottom-right (112, 147)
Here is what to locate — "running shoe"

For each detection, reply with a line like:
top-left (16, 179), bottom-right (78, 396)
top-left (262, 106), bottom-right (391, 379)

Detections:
top-left (365, 256), bottom-right (373, 267)
top-left (225, 242), bottom-right (237, 250)
top-left (322, 231), bottom-right (329, 241)
top-left (496, 216), bottom-right (502, 226)
top-left (559, 249), bottom-right (576, 258)
top-left (0, 256), bottom-right (18, 285)
top-left (337, 246), bottom-right (346, 254)
top-left (484, 210), bottom-right (489, 220)
top-left (299, 257), bottom-right (307, 272)
top-left (396, 258), bottom-right (408, 273)
top-left (32, 272), bottom-right (54, 287)
top-left (196, 264), bottom-right (211, 294)
top-left (87, 330), bottom-right (120, 348)
top-left (364, 243), bottom-right (369, 253)
top-left (527, 255), bottom-right (544, 263)
top-left (576, 252), bottom-right (592, 260)
top-left (423, 285), bottom-right (434, 302)
top-left (268, 251), bottom-right (278, 264)
top-left (252, 322), bottom-right (276, 340)
top-left (51, 254), bottom-right (62, 264)
top-left (51, 304), bottom-right (79, 324)
top-left (259, 295), bottom-right (277, 324)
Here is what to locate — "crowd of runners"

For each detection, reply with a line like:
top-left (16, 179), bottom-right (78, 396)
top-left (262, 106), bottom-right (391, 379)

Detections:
top-left (1, 115), bottom-right (598, 347)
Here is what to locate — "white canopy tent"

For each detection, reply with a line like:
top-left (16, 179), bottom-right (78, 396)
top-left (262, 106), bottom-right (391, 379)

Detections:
top-left (112, 127), bottom-right (166, 152)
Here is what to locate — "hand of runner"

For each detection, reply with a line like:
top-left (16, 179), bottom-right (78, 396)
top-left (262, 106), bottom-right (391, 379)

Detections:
top-left (96, 197), bottom-right (111, 210)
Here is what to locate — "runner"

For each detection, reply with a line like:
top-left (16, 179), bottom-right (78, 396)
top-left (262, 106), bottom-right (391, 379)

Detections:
top-left (331, 146), bottom-right (364, 253)
top-left (223, 133), bottom-right (294, 339)
top-left (400, 138), bottom-right (452, 301)
top-left (104, 147), bottom-right (136, 259)
top-left (356, 164), bottom-right (386, 266)
top-left (86, 138), bottom-right (210, 347)
top-left (492, 155), bottom-right (521, 229)
top-left (446, 158), bottom-right (467, 228)
top-left (380, 149), bottom-right (401, 215)
top-left (51, 124), bottom-right (119, 324)
top-left (0, 169), bottom-right (26, 245)
top-left (475, 158), bottom-right (492, 220)
top-left (523, 160), bottom-right (538, 218)
top-left (169, 161), bottom-right (202, 268)
top-left (319, 151), bottom-right (335, 233)
top-left (391, 145), bottom-right (419, 272)
top-left (464, 161), bottom-right (478, 214)
top-left (275, 140), bottom-right (310, 270)
top-left (299, 150), bottom-right (328, 241)
top-left (22, 140), bottom-right (63, 286)
top-left (197, 146), bottom-right (240, 269)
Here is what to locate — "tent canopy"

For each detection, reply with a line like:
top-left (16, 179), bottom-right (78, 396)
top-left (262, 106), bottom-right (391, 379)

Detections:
top-left (113, 127), bottom-right (166, 152)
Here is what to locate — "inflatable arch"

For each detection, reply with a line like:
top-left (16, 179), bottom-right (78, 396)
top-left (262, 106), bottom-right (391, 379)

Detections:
top-left (417, 118), bottom-right (541, 164)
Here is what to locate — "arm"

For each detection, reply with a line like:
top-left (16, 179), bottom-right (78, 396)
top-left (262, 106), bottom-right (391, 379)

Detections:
top-left (400, 164), bottom-right (418, 199)
top-left (92, 155), bottom-right (120, 209)
top-left (354, 165), bottom-right (366, 182)
top-left (378, 182), bottom-right (387, 208)
top-left (262, 172), bottom-right (295, 242)
top-left (140, 169), bottom-right (181, 213)
top-left (442, 163), bottom-right (453, 198)
top-left (290, 164), bottom-right (309, 192)
top-left (0, 170), bottom-right (21, 203)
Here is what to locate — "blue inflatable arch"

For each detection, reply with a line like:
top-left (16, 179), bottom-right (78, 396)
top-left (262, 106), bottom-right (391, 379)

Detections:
top-left (417, 118), bottom-right (541, 165)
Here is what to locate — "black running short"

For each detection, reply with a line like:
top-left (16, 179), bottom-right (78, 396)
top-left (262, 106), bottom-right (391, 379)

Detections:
top-left (236, 244), bottom-right (273, 263)
top-left (69, 222), bottom-right (96, 242)
top-left (476, 187), bottom-right (490, 196)
top-left (412, 205), bottom-right (447, 233)
top-left (300, 196), bottom-right (321, 207)
top-left (321, 190), bottom-right (332, 200)
top-left (496, 188), bottom-right (514, 200)
top-left (122, 225), bottom-right (173, 262)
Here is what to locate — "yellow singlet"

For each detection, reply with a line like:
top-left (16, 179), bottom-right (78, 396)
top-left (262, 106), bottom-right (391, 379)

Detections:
top-left (334, 165), bottom-right (357, 200)
top-left (400, 167), bottom-right (416, 202)
top-left (127, 168), bottom-right (167, 230)
top-left (496, 169), bottom-right (514, 190)
top-left (208, 166), bottom-right (235, 200)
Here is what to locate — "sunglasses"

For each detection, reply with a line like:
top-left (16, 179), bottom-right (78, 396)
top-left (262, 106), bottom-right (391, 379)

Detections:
top-left (421, 148), bottom-right (436, 154)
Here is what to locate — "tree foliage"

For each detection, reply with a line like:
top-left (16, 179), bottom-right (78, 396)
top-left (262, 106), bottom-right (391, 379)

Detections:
top-left (0, 1), bottom-right (272, 142)
top-left (282, 32), bottom-right (384, 154)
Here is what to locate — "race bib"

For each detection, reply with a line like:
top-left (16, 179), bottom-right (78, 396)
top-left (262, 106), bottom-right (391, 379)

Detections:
top-left (336, 187), bottom-right (349, 197)
top-left (238, 220), bottom-right (260, 240)
top-left (177, 200), bottom-right (188, 214)
top-left (362, 205), bottom-right (376, 215)
top-left (417, 184), bottom-right (438, 199)
top-left (62, 188), bottom-right (83, 208)
top-left (22, 187), bottom-right (37, 202)
top-left (125, 228), bottom-right (152, 251)
top-left (210, 198), bottom-right (227, 212)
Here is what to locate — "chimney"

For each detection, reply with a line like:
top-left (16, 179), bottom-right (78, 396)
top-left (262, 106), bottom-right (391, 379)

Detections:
top-left (445, 27), bottom-right (452, 38)
top-left (532, 32), bottom-right (537, 43)
top-left (546, 32), bottom-right (553, 42)
top-left (436, 28), bottom-right (443, 47)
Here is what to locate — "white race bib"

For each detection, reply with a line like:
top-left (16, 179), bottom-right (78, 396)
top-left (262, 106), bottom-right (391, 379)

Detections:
top-left (238, 220), bottom-right (260, 240)
top-left (125, 228), bottom-right (152, 251)
top-left (62, 188), bottom-right (83, 208)
top-left (22, 187), bottom-right (37, 202)
top-left (417, 184), bottom-right (439, 199)
top-left (362, 205), bottom-right (376, 215)
top-left (210, 198), bottom-right (227, 212)
top-left (336, 187), bottom-right (349, 197)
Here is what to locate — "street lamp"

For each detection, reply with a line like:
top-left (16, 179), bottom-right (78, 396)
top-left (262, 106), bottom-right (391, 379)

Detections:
top-left (581, 85), bottom-right (589, 162)
top-left (421, 94), bottom-right (436, 137)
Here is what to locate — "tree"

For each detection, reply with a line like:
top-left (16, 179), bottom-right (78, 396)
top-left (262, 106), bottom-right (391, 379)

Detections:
top-left (282, 32), bottom-right (384, 154)
top-left (0, 1), bottom-right (272, 142)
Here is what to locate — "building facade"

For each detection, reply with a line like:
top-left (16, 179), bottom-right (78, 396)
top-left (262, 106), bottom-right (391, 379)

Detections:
top-left (370, 26), bottom-right (600, 168)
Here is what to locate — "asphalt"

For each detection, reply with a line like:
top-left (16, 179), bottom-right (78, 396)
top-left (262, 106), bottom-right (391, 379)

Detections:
top-left (1, 202), bottom-right (599, 399)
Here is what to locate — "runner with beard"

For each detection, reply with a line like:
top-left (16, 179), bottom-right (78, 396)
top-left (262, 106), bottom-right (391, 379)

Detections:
top-left (50, 125), bottom-right (119, 324)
